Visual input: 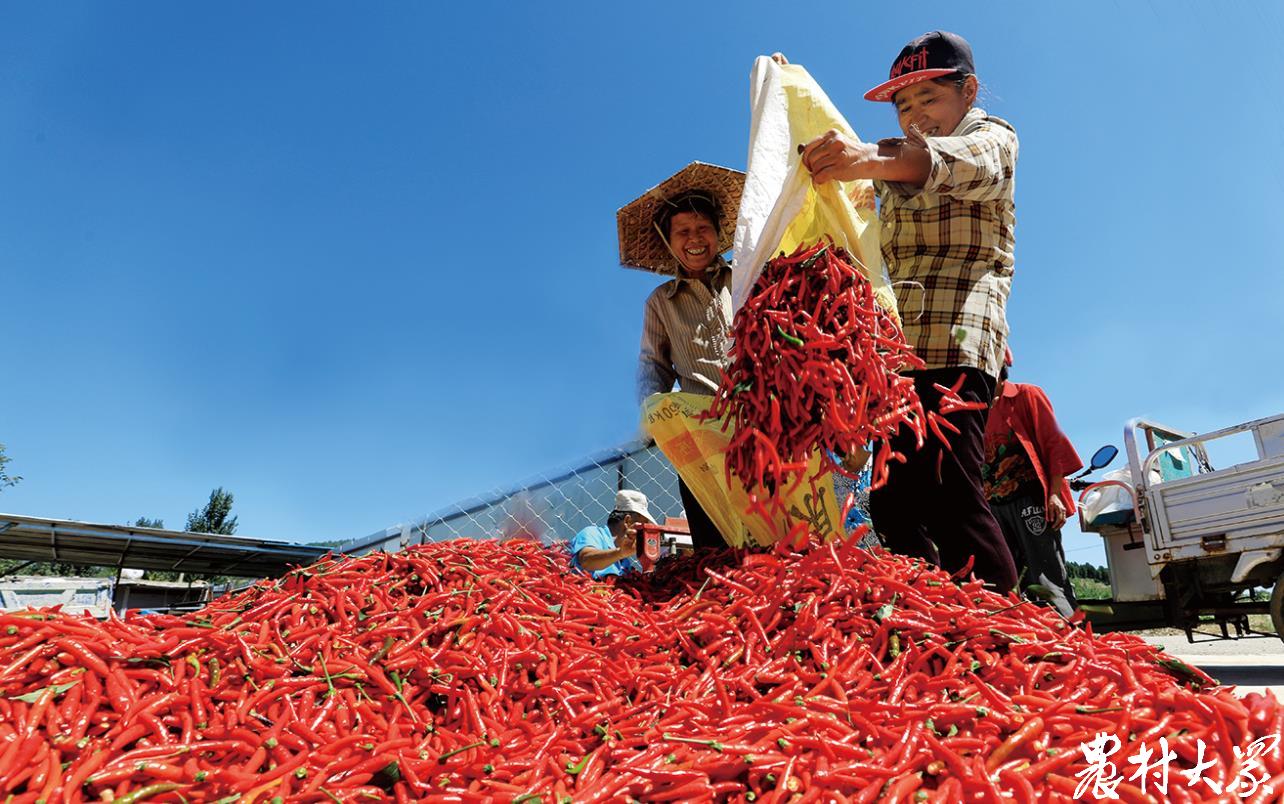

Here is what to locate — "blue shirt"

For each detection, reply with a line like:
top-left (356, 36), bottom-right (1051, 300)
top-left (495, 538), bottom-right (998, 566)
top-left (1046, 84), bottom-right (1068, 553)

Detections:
top-left (569, 525), bottom-right (641, 579)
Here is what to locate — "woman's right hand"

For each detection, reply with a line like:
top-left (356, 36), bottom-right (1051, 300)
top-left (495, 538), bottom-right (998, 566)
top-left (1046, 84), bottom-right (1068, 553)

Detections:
top-left (770, 52), bottom-right (789, 66)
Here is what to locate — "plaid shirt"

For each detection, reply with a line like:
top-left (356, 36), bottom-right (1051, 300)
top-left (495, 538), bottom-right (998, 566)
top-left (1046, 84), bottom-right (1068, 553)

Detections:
top-left (637, 261), bottom-right (733, 403)
top-left (876, 107), bottom-right (1018, 378)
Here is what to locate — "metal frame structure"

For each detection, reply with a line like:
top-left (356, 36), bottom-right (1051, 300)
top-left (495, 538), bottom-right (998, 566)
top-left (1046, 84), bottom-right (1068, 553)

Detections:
top-left (343, 440), bottom-right (683, 556)
top-left (0, 513), bottom-right (329, 578)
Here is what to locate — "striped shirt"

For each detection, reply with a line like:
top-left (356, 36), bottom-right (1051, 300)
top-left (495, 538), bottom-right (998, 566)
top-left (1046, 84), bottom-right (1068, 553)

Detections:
top-left (637, 261), bottom-right (733, 403)
top-left (876, 107), bottom-right (1018, 378)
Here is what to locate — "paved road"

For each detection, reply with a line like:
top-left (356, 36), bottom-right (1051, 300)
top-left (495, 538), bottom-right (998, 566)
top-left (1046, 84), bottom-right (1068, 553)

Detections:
top-left (1142, 633), bottom-right (1284, 697)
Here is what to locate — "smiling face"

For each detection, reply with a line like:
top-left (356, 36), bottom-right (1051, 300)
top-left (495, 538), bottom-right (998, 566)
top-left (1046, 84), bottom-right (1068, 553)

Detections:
top-left (667, 210), bottom-right (720, 276)
top-left (892, 74), bottom-right (977, 138)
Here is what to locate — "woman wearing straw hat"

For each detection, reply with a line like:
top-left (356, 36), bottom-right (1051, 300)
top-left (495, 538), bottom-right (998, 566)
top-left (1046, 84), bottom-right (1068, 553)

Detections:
top-left (617, 162), bottom-right (745, 550)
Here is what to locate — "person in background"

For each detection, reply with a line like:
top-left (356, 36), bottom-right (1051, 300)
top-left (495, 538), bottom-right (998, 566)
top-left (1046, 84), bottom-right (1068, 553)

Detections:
top-left (832, 449), bottom-right (880, 549)
top-left (776, 31), bottom-right (1019, 590)
top-left (982, 354), bottom-right (1083, 617)
top-left (569, 490), bottom-right (653, 579)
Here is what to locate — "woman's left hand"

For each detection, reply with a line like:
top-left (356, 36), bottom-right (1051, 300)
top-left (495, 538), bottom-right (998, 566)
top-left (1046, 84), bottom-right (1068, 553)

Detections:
top-left (1047, 496), bottom-right (1068, 530)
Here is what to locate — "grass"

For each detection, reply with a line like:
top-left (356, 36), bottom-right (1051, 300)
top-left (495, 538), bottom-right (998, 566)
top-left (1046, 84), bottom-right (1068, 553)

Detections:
top-left (1070, 577), bottom-right (1111, 601)
top-left (1247, 614), bottom-right (1278, 635)
top-left (1067, 576), bottom-right (1278, 637)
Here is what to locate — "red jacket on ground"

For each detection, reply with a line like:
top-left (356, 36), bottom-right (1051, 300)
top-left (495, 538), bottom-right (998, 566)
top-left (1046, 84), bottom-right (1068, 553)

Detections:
top-left (985, 382), bottom-right (1083, 519)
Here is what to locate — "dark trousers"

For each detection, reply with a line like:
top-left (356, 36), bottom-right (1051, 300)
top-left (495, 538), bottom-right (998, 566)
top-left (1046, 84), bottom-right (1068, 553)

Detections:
top-left (678, 476), bottom-right (728, 550)
top-left (991, 492), bottom-right (1078, 617)
top-left (869, 368), bottom-right (1018, 591)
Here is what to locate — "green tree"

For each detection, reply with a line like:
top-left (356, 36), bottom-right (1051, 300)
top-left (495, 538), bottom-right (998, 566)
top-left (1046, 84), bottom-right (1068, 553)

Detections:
top-left (126, 517), bottom-right (172, 581)
top-left (0, 442), bottom-right (21, 492)
top-left (0, 444), bottom-right (105, 576)
top-left (186, 488), bottom-right (237, 535)
top-left (0, 558), bottom-right (112, 578)
top-left (308, 539), bottom-right (348, 548)
top-left (1067, 561), bottom-right (1111, 582)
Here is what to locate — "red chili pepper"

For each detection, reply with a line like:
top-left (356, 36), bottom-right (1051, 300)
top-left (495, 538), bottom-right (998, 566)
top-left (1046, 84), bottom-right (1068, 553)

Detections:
top-left (705, 241), bottom-right (931, 494)
top-left (0, 536), bottom-right (1270, 801)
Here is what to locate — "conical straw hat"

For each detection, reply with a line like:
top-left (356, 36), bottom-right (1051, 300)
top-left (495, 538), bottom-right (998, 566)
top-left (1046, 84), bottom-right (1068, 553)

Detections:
top-left (617, 161), bottom-right (745, 275)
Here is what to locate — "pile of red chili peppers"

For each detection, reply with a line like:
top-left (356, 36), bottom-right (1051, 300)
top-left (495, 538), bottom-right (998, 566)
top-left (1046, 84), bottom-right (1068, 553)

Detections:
top-left (709, 240), bottom-right (970, 497)
top-left (1, 537), bottom-right (1280, 802)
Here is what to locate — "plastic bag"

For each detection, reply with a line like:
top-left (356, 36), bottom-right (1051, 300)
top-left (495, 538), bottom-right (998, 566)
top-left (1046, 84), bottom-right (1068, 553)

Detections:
top-left (731, 56), bottom-right (896, 322)
top-left (642, 392), bottom-right (843, 548)
top-left (1080, 467), bottom-right (1136, 527)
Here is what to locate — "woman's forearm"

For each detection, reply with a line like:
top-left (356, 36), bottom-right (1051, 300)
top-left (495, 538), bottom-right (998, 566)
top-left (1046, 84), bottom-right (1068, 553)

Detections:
top-left (872, 140), bottom-right (932, 186)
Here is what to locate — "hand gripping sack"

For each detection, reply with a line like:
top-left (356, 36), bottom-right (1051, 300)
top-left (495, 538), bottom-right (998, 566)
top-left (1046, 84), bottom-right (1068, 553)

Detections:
top-left (731, 56), bottom-right (897, 323)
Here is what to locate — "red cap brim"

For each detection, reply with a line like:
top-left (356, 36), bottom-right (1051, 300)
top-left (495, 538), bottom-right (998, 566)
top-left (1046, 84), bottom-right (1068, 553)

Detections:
top-left (864, 68), bottom-right (956, 102)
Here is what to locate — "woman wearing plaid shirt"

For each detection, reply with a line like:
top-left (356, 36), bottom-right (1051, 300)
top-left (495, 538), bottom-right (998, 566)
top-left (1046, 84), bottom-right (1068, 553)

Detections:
top-left (783, 31), bottom-right (1020, 590)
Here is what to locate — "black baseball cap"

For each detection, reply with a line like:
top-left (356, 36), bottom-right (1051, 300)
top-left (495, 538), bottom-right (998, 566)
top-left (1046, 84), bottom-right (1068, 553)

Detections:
top-left (864, 31), bottom-right (975, 102)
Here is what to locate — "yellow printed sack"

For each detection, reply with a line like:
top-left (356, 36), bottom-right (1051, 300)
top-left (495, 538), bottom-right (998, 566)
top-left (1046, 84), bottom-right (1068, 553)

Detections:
top-left (731, 56), bottom-right (897, 323)
top-left (643, 392), bottom-right (842, 548)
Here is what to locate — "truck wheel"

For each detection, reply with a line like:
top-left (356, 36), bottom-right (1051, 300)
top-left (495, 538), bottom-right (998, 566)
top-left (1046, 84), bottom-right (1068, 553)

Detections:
top-left (1272, 572), bottom-right (1284, 643)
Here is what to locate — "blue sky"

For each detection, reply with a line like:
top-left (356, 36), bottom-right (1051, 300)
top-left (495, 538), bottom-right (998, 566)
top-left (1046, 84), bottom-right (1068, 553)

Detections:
top-left (3, 3), bottom-right (1283, 566)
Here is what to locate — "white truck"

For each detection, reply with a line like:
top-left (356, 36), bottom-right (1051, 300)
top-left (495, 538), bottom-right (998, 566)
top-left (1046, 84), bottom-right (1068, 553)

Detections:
top-left (0, 576), bottom-right (114, 618)
top-left (1076, 414), bottom-right (1284, 641)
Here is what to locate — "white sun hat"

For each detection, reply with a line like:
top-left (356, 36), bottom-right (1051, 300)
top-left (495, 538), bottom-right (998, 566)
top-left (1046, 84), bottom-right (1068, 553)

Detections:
top-left (612, 489), bottom-right (657, 525)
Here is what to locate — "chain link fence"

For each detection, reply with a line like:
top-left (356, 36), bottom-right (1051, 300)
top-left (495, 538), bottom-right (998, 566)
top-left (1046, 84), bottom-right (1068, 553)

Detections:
top-left (342, 441), bottom-right (683, 556)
